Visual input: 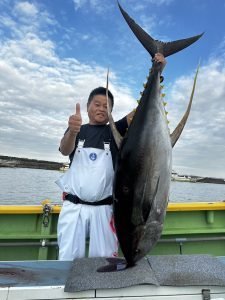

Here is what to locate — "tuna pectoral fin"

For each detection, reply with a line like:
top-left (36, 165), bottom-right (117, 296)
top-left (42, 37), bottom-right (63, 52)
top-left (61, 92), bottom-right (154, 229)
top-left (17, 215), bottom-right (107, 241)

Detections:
top-left (106, 69), bottom-right (122, 149)
top-left (118, 1), bottom-right (203, 58)
top-left (142, 174), bottom-right (160, 223)
top-left (170, 65), bottom-right (200, 148)
top-left (132, 173), bottom-right (160, 226)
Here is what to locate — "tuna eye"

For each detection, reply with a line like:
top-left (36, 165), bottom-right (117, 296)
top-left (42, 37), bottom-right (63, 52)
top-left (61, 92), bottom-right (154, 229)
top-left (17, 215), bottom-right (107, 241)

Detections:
top-left (122, 186), bottom-right (129, 194)
top-left (135, 249), bottom-right (140, 254)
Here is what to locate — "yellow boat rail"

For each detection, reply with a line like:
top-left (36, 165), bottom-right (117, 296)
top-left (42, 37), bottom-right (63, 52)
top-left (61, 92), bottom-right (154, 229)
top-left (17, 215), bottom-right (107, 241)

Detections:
top-left (1, 201), bottom-right (225, 214)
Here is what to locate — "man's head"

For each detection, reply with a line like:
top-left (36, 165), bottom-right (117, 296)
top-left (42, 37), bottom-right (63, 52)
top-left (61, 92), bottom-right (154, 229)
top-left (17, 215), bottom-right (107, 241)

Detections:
top-left (87, 87), bottom-right (114, 108)
top-left (87, 87), bottom-right (114, 125)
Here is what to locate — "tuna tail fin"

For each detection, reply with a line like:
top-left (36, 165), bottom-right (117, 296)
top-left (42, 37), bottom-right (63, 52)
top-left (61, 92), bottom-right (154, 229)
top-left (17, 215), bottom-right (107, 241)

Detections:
top-left (118, 1), bottom-right (204, 58)
top-left (170, 64), bottom-right (200, 148)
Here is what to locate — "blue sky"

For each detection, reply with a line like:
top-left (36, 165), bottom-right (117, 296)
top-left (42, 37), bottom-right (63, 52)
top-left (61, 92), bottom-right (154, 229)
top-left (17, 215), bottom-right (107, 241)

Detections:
top-left (0, 0), bottom-right (225, 179)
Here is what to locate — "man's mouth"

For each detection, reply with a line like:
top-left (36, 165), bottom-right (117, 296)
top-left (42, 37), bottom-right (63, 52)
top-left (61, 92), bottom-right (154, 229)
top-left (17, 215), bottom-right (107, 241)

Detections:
top-left (97, 113), bottom-right (105, 118)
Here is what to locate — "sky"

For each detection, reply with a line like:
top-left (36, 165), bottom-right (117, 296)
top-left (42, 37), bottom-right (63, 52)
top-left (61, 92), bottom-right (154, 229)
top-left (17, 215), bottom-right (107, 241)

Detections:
top-left (0, 0), bottom-right (225, 179)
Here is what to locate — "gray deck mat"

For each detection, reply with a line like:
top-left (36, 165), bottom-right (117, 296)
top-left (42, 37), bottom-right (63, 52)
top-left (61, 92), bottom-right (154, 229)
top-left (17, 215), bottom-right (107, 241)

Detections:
top-left (64, 257), bottom-right (158, 292)
top-left (148, 255), bottom-right (225, 286)
top-left (65, 255), bottom-right (225, 292)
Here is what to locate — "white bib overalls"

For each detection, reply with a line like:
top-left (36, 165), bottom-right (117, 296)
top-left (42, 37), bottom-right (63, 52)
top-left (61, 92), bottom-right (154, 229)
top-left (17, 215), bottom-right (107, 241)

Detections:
top-left (56, 140), bottom-right (118, 260)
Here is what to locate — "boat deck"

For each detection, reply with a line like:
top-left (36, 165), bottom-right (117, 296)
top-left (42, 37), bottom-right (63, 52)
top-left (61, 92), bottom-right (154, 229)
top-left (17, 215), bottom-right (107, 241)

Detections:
top-left (1, 256), bottom-right (225, 300)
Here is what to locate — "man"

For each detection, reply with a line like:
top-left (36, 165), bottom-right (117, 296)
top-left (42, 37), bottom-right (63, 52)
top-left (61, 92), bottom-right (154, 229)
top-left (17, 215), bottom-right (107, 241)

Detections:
top-left (56, 53), bottom-right (166, 261)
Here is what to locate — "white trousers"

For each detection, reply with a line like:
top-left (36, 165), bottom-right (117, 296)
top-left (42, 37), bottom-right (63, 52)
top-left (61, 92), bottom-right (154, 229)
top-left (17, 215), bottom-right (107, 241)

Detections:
top-left (57, 200), bottom-right (118, 260)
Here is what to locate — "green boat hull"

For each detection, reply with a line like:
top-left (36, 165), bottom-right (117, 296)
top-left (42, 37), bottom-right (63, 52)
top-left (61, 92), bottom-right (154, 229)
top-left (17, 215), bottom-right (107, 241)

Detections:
top-left (0, 202), bottom-right (225, 261)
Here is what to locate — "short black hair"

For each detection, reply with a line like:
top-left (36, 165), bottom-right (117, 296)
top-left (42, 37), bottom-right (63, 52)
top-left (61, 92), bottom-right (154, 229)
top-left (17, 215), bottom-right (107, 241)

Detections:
top-left (87, 87), bottom-right (114, 108)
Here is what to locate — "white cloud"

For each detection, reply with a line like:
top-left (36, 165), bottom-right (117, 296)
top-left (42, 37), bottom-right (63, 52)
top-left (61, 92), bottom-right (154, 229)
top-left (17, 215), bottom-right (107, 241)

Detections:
top-left (0, 15), bottom-right (17, 31)
top-left (0, 0), bottom-right (224, 180)
top-left (148, 0), bottom-right (174, 5)
top-left (14, 1), bottom-right (38, 17)
top-left (73, 0), bottom-right (87, 10)
top-left (72, 0), bottom-right (113, 13)
top-left (0, 1), bottom-right (58, 42)
top-left (3, 33), bottom-right (57, 63)
top-left (129, 0), bottom-right (174, 11)
top-left (167, 60), bottom-right (225, 178)
top-left (139, 14), bottom-right (157, 34)
top-left (117, 1), bottom-right (173, 42)
top-left (0, 19), bottom-right (135, 163)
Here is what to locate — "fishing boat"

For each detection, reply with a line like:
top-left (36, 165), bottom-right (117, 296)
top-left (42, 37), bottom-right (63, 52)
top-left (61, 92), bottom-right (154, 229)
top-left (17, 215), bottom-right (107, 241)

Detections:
top-left (171, 170), bottom-right (191, 182)
top-left (59, 163), bottom-right (69, 172)
top-left (1, 201), bottom-right (225, 260)
top-left (171, 170), bottom-right (204, 183)
top-left (1, 201), bottom-right (225, 299)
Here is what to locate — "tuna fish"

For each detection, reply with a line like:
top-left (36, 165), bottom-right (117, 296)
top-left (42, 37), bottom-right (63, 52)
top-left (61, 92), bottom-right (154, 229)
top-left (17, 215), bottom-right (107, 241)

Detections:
top-left (107, 2), bottom-right (203, 267)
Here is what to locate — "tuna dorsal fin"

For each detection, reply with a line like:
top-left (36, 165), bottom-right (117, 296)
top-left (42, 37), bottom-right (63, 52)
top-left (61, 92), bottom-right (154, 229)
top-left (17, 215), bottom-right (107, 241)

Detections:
top-left (106, 69), bottom-right (123, 149)
top-left (170, 65), bottom-right (200, 148)
top-left (118, 1), bottom-right (203, 58)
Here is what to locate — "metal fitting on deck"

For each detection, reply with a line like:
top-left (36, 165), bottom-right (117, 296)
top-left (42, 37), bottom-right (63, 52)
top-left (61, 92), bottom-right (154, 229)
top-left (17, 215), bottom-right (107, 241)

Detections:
top-left (42, 203), bottom-right (52, 227)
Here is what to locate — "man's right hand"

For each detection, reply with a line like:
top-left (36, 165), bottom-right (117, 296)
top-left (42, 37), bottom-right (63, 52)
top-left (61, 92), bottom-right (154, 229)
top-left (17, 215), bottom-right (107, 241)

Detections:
top-left (68, 103), bottom-right (82, 135)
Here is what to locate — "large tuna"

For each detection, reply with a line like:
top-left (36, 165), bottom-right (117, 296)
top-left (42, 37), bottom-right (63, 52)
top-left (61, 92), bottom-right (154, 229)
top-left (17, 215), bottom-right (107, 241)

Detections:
top-left (107, 2), bottom-right (202, 267)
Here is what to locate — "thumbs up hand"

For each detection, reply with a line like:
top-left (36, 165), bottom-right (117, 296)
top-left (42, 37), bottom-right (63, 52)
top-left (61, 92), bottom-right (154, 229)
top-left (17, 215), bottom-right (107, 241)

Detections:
top-left (68, 103), bottom-right (82, 135)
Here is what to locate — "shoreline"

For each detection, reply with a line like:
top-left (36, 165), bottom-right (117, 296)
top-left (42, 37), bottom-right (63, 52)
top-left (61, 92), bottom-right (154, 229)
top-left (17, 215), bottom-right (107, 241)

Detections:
top-left (0, 155), bottom-right (64, 171)
top-left (0, 155), bottom-right (225, 184)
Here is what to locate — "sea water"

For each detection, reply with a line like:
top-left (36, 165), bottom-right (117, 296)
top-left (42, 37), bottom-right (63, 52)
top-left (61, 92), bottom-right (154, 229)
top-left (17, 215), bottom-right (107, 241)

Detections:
top-left (0, 167), bottom-right (225, 205)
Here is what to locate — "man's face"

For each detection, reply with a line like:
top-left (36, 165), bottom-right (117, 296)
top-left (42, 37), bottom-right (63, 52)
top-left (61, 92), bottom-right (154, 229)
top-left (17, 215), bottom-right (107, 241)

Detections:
top-left (87, 94), bottom-right (111, 125)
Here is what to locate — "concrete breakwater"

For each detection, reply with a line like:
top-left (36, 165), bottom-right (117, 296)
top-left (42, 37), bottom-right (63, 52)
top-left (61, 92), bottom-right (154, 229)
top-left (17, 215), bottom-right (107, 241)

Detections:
top-left (0, 155), bottom-right (64, 171)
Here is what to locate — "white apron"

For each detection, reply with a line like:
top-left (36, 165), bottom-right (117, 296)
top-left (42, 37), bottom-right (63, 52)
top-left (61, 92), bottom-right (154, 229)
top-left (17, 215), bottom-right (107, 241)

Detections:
top-left (56, 140), bottom-right (118, 260)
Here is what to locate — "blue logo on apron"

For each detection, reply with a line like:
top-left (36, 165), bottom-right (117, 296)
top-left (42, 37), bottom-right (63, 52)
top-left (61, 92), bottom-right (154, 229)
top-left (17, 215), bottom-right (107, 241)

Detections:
top-left (89, 153), bottom-right (97, 161)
